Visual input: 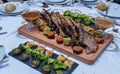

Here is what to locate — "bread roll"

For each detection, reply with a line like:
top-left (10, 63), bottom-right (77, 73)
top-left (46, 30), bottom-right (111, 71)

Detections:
top-left (96, 2), bottom-right (108, 11)
top-left (5, 3), bottom-right (16, 12)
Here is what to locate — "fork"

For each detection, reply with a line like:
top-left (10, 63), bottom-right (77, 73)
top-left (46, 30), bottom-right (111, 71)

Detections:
top-left (0, 55), bottom-right (9, 65)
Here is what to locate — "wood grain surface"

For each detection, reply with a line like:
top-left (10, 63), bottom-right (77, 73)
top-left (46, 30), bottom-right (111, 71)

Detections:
top-left (18, 24), bottom-right (113, 64)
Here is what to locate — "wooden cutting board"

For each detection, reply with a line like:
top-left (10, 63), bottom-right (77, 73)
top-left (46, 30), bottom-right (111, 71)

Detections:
top-left (18, 24), bottom-right (113, 64)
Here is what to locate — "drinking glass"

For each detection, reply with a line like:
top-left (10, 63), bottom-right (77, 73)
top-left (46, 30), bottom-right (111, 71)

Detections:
top-left (95, 17), bottom-right (113, 30)
top-left (69, 0), bottom-right (75, 6)
top-left (21, 11), bottom-right (39, 31)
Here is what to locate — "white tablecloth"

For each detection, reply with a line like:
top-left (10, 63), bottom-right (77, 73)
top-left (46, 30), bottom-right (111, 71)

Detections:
top-left (0, 2), bottom-right (120, 74)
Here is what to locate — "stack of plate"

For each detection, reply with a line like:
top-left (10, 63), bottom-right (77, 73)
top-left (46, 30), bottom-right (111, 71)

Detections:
top-left (80, 0), bottom-right (99, 5)
top-left (0, 2), bottom-right (29, 16)
top-left (42, 0), bottom-right (71, 5)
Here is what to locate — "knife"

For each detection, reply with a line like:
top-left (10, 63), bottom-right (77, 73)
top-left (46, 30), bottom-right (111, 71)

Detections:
top-left (0, 32), bottom-right (7, 35)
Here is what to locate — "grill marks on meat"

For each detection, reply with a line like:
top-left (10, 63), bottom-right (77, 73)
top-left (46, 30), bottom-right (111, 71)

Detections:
top-left (59, 15), bottom-right (70, 37)
top-left (75, 23), bottom-right (84, 44)
top-left (50, 12), bottom-right (65, 36)
top-left (64, 17), bottom-right (79, 43)
top-left (42, 9), bottom-right (53, 27)
top-left (83, 34), bottom-right (98, 54)
top-left (38, 10), bottom-right (98, 54)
